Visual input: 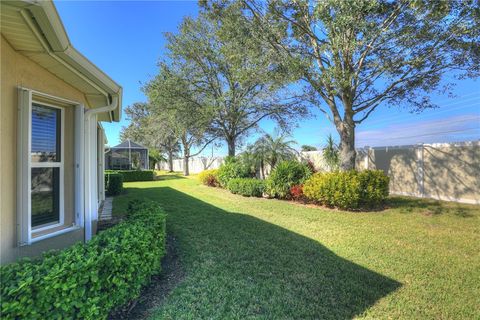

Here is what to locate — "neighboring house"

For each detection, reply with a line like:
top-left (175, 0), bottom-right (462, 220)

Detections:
top-left (105, 140), bottom-right (149, 170)
top-left (0, 1), bottom-right (122, 264)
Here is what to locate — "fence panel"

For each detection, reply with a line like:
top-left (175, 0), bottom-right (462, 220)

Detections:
top-left (158, 157), bottom-right (224, 174)
top-left (360, 142), bottom-right (479, 204)
top-left (157, 142), bottom-right (479, 204)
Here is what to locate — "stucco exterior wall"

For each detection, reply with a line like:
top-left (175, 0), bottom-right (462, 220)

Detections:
top-left (1, 36), bottom-right (90, 264)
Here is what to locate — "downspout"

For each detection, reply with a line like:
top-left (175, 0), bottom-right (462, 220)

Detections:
top-left (84, 96), bottom-right (118, 119)
top-left (83, 96), bottom-right (118, 241)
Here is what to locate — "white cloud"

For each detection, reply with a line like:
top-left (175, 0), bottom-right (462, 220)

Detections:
top-left (356, 114), bottom-right (480, 147)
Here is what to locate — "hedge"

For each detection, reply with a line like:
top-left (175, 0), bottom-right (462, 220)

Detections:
top-left (303, 170), bottom-right (389, 210)
top-left (105, 170), bottom-right (154, 182)
top-left (217, 157), bottom-right (251, 188)
top-left (0, 200), bottom-right (166, 319)
top-left (227, 178), bottom-right (265, 197)
top-left (265, 160), bottom-right (312, 199)
top-left (198, 169), bottom-right (219, 187)
top-left (105, 173), bottom-right (123, 196)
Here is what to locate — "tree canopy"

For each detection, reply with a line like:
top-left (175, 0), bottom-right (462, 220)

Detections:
top-left (153, 4), bottom-right (308, 156)
top-left (120, 102), bottom-right (180, 172)
top-left (301, 145), bottom-right (317, 152)
top-left (145, 62), bottom-right (217, 175)
top-left (227, 0), bottom-right (480, 169)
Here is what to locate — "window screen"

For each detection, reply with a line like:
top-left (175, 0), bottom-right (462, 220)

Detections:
top-left (31, 104), bottom-right (61, 162)
top-left (30, 103), bottom-right (62, 228)
top-left (31, 167), bottom-right (60, 227)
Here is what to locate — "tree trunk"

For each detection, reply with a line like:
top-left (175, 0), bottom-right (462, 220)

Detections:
top-left (168, 150), bottom-right (174, 172)
top-left (226, 136), bottom-right (236, 157)
top-left (271, 158), bottom-right (277, 170)
top-left (183, 155), bottom-right (189, 176)
top-left (180, 134), bottom-right (190, 176)
top-left (338, 117), bottom-right (356, 171)
top-left (260, 159), bottom-right (265, 179)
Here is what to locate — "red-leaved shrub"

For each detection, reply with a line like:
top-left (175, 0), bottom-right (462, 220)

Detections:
top-left (206, 175), bottom-right (218, 187)
top-left (290, 184), bottom-right (304, 201)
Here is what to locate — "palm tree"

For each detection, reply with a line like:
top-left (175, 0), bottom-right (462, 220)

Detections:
top-left (149, 148), bottom-right (167, 170)
top-left (323, 134), bottom-right (340, 171)
top-left (238, 145), bottom-right (260, 177)
top-left (254, 129), bottom-right (297, 176)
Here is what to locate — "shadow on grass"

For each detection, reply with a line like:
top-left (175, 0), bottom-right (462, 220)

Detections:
top-left (388, 196), bottom-right (477, 218)
top-left (115, 187), bottom-right (401, 319)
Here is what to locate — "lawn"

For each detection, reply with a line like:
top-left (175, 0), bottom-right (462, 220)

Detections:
top-left (112, 175), bottom-right (480, 319)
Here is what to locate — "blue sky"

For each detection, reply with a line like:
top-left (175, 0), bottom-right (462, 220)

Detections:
top-left (55, 1), bottom-right (479, 155)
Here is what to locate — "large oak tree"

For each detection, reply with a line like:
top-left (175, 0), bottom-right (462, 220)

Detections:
top-left (220, 0), bottom-right (480, 169)
top-left (161, 5), bottom-right (308, 156)
top-left (146, 64), bottom-right (217, 176)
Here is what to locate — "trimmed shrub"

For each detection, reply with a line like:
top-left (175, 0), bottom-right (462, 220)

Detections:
top-left (265, 160), bottom-right (312, 199)
top-left (217, 157), bottom-right (251, 188)
top-left (303, 171), bottom-right (360, 209)
top-left (227, 178), bottom-right (265, 197)
top-left (105, 170), bottom-right (154, 182)
top-left (357, 170), bottom-right (390, 208)
top-left (105, 173), bottom-right (123, 196)
top-left (198, 169), bottom-right (219, 187)
top-left (290, 184), bottom-right (304, 201)
top-left (0, 200), bottom-right (166, 319)
top-left (303, 170), bottom-right (389, 210)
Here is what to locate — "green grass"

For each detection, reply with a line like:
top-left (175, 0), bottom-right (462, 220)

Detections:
top-left (112, 175), bottom-right (480, 319)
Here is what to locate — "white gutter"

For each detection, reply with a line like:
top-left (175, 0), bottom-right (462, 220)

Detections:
top-left (19, 9), bottom-right (109, 99)
top-left (14, 1), bottom-right (122, 121)
top-left (83, 97), bottom-right (117, 242)
top-left (84, 96), bottom-right (118, 120)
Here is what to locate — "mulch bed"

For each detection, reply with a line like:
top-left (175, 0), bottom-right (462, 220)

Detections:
top-left (108, 234), bottom-right (185, 320)
top-left (97, 217), bottom-right (124, 232)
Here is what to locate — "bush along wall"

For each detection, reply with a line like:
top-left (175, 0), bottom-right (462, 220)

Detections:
top-left (105, 172), bottom-right (123, 196)
top-left (227, 178), bottom-right (265, 197)
top-left (0, 200), bottom-right (166, 319)
top-left (105, 170), bottom-right (154, 182)
top-left (265, 160), bottom-right (312, 199)
top-left (216, 157), bottom-right (251, 188)
top-left (303, 170), bottom-right (389, 210)
top-left (290, 184), bottom-right (304, 201)
top-left (198, 169), bottom-right (219, 187)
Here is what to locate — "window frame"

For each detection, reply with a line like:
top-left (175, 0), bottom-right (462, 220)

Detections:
top-left (17, 87), bottom-right (84, 246)
top-left (30, 101), bottom-right (65, 233)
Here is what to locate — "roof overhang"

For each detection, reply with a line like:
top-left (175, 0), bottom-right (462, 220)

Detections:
top-left (0, 0), bottom-right (122, 122)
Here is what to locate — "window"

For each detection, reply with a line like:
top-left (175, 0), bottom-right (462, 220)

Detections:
top-left (17, 88), bottom-right (83, 245)
top-left (30, 103), bottom-right (64, 230)
top-left (31, 104), bottom-right (63, 229)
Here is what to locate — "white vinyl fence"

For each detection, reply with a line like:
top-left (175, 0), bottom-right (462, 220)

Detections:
top-left (157, 156), bottom-right (224, 174)
top-left (356, 141), bottom-right (479, 204)
top-left (158, 151), bottom-right (330, 175)
top-left (158, 141), bottom-right (479, 204)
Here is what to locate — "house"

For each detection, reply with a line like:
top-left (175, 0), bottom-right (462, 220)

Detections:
top-left (0, 0), bottom-right (122, 264)
top-left (105, 140), bottom-right (149, 170)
